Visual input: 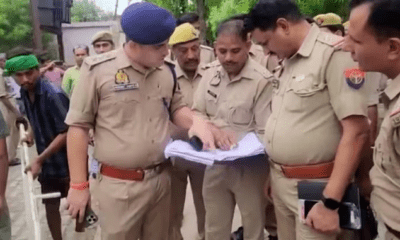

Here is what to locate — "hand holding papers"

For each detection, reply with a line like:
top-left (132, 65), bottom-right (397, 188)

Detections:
top-left (165, 132), bottom-right (266, 165)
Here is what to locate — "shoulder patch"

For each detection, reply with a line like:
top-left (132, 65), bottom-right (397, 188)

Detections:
top-left (344, 68), bottom-right (366, 90)
top-left (85, 51), bottom-right (116, 67)
top-left (317, 32), bottom-right (344, 47)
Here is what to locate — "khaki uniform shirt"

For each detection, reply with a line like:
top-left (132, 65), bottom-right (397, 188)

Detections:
top-left (176, 62), bottom-right (206, 108)
top-left (264, 25), bottom-right (368, 165)
top-left (365, 72), bottom-right (383, 106)
top-left (167, 45), bottom-right (216, 65)
top-left (370, 74), bottom-right (400, 231)
top-left (0, 70), bottom-right (9, 99)
top-left (65, 48), bottom-right (186, 169)
top-left (249, 44), bottom-right (267, 67)
top-left (192, 58), bottom-right (274, 140)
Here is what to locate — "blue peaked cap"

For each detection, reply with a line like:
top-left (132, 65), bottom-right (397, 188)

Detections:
top-left (121, 2), bottom-right (176, 45)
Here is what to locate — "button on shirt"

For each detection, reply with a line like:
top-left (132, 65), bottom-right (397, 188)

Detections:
top-left (264, 25), bottom-right (368, 165)
top-left (192, 58), bottom-right (274, 140)
top-left (65, 48), bottom-right (186, 169)
top-left (21, 78), bottom-right (70, 181)
top-left (370, 74), bottom-right (400, 232)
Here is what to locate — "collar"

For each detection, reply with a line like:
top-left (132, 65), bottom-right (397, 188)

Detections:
top-left (175, 62), bottom-right (204, 80)
top-left (384, 74), bottom-right (400, 100)
top-left (217, 57), bottom-right (254, 83)
top-left (292, 24), bottom-right (320, 59)
top-left (115, 48), bottom-right (161, 75)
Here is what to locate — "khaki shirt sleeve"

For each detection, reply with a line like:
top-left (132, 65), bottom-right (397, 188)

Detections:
top-left (0, 110), bottom-right (9, 139)
top-left (170, 81), bottom-right (187, 114)
top-left (326, 51), bottom-right (368, 120)
top-left (254, 79), bottom-right (273, 140)
top-left (191, 74), bottom-right (209, 120)
top-left (0, 75), bottom-right (7, 98)
top-left (65, 62), bottom-right (98, 128)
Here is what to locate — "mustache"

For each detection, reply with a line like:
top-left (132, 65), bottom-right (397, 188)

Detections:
top-left (224, 61), bottom-right (237, 65)
top-left (184, 59), bottom-right (199, 64)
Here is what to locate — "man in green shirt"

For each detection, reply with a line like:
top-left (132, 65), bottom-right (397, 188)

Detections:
top-left (61, 45), bottom-right (89, 97)
top-left (0, 110), bottom-right (11, 240)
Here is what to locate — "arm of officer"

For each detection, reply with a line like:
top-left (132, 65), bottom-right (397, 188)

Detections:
top-left (0, 75), bottom-right (22, 117)
top-left (64, 61), bottom-right (98, 222)
top-left (306, 51), bottom-right (369, 233)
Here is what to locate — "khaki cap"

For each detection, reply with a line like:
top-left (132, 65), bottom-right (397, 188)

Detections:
top-left (314, 13), bottom-right (342, 26)
top-left (169, 23), bottom-right (199, 46)
top-left (92, 31), bottom-right (114, 45)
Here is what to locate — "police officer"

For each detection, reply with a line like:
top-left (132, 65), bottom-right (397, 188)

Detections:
top-left (246, 0), bottom-right (370, 239)
top-left (314, 13), bottom-right (345, 36)
top-left (91, 30), bottom-right (115, 55)
top-left (192, 18), bottom-right (274, 240)
top-left (167, 23), bottom-right (207, 240)
top-left (65, 3), bottom-right (216, 239)
top-left (346, 0), bottom-right (400, 239)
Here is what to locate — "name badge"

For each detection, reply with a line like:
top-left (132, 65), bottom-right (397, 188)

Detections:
top-left (113, 82), bottom-right (139, 92)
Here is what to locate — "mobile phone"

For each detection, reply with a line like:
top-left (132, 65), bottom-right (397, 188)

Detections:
top-left (75, 206), bottom-right (99, 232)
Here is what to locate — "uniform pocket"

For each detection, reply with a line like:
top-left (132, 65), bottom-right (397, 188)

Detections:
top-left (112, 90), bottom-right (141, 120)
top-left (229, 106), bottom-right (252, 126)
top-left (284, 77), bottom-right (327, 112)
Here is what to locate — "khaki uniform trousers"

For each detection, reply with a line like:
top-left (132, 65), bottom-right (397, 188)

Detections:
top-left (0, 203), bottom-right (11, 240)
top-left (0, 98), bottom-right (19, 161)
top-left (92, 166), bottom-right (171, 240)
top-left (270, 166), bottom-right (338, 240)
top-left (169, 158), bottom-right (206, 240)
top-left (203, 155), bottom-right (268, 240)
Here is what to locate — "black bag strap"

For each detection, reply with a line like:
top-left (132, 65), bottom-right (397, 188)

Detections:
top-left (165, 62), bottom-right (178, 119)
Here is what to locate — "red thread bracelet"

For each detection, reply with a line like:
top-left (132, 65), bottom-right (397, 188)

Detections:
top-left (70, 181), bottom-right (89, 190)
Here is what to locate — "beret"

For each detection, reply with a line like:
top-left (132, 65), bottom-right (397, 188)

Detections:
top-left (92, 31), bottom-right (114, 45)
top-left (314, 13), bottom-right (342, 27)
top-left (121, 2), bottom-right (176, 45)
top-left (169, 23), bottom-right (199, 46)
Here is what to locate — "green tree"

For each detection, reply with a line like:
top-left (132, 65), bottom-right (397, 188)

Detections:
top-left (71, 0), bottom-right (114, 22)
top-left (296, 0), bottom-right (350, 20)
top-left (0, 0), bottom-right (32, 52)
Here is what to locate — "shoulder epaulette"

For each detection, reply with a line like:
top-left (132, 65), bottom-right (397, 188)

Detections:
top-left (200, 45), bottom-right (214, 52)
top-left (317, 32), bottom-right (344, 47)
top-left (84, 51), bottom-right (117, 68)
top-left (203, 60), bottom-right (220, 70)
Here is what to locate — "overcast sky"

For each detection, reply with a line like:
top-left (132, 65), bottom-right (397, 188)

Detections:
top-left (93, 0), bottom-right (141, 15)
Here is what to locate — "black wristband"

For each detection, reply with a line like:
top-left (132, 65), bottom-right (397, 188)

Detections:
top-left (321, 195), bottom-right (341, 210)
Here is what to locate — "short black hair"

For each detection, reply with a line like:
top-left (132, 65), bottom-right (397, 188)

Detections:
top-left (216, 18), bottom-right (248, 42)
top-left (364, 0), bottom-right (400, 41)
top-left (177, 13), bottom-right (200, 26)
top-left (245, 0), bottom-right (303, 31)
top-left (73, 45), bottom-right (89, 55)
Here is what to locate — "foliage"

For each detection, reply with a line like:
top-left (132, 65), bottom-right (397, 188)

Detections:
top-left (0, 0), bottom-right (54, 54)
top-left (296, 0), bottom-right (350, 21)
top-left (145, 0), bottom-right (197, 17)
top-left (71, 0), bottom-right (114, 22)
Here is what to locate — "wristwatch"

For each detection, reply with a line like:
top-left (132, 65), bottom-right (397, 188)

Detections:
top-left (321, 195), bottom-right (341, 210)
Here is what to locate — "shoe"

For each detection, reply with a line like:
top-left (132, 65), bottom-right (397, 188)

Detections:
top-left (231, 227), bottom-right (243, 240)
top-left (9, 158), bottom-right (21, 166)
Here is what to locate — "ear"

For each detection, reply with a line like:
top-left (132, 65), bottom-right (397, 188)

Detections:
top-left (276, 18), bottom-right (290, 34)
top-left (388, 37), bottom-right (400, 60)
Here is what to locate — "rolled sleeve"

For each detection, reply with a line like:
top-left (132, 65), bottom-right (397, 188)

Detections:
top-left (65, 62), bottom-right (98, 128)
top-left (170, 82), bottom-right (187, 114)
top-left (326, 51), bottom-right (368, 120)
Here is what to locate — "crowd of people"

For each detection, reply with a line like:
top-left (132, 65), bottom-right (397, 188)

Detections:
top-left (0, 0), bottom-right (400, 240)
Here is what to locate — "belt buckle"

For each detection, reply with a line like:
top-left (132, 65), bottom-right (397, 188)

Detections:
top-left (136, 168), bottom-right (145, 180)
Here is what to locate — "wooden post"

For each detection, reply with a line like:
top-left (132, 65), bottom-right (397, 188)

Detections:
top-left (30, 0), bottom-right (43, 51)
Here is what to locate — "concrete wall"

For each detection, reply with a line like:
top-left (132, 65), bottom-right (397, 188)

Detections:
top-left (62, 21), bottom-right (125, 66)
